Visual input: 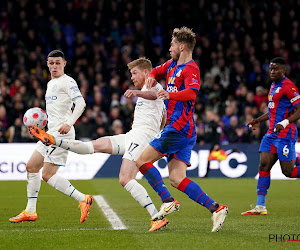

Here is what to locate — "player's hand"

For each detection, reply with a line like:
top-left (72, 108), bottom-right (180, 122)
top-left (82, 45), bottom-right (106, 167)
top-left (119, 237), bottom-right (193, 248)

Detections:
top-left (274, 124), bottom-right (284, 134)
top-left (247, 119), bottom-right (260, 130)
top-left (157, 89), bottom-right (169, 100)
top-left (124, 90), bottom-right (137, 99)
top-left (58, 124), bottom-right (71, 134)
top-left (145, 77), bottom-right (156, 89)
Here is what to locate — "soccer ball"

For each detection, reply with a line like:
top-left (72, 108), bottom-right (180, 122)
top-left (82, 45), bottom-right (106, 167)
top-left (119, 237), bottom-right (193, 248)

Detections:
top-left (23, 107), bottom-right (47, 129)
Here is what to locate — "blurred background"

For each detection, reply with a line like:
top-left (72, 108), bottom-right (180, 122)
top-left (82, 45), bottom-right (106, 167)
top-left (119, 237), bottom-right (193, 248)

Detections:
top-left (0, 0), bottom-right (300, 146)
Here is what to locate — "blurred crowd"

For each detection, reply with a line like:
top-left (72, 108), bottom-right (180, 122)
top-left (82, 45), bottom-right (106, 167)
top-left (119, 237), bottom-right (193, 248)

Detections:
top-left (0, 0), bottom-right (300, 145)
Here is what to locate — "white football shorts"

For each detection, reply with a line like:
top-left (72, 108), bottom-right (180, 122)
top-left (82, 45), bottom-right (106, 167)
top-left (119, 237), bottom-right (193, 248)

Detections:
top-left (109, 128), bottom-right (157, 161)
top-left (35, 127), bottom-right (75, 166)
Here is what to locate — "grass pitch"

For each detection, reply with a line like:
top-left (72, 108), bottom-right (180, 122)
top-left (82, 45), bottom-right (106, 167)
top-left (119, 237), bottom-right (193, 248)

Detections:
top-left (0, 178), bottom-right (299, 249)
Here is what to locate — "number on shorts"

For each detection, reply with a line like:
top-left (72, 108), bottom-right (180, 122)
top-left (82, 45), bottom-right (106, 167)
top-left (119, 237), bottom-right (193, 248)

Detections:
top-left (47, 147), bottom-right (56, 155)
top-left (128, 143), bottom-right (139, 153)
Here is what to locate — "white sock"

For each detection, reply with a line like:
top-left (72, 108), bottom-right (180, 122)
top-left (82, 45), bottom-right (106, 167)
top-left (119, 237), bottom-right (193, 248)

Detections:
top-left (55, 139), bottom-right (94, 154)
top-left (25, 173), bottom-right (41, 214)
top-left (124, 179), bottom-right (158, 219)
top-left (47, 174), bottom-right (85, 203)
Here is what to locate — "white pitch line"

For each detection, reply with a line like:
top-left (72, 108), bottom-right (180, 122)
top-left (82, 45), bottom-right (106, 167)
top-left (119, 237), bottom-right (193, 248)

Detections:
top-left (94, 195), bottom-right (127, 230)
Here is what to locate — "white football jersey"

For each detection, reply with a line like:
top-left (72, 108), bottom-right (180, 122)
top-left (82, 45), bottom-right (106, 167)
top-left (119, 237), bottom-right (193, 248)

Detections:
top-left (45, 74), bottom-right (82, 132)
top-left (132, 83), bottom-right (165, 133)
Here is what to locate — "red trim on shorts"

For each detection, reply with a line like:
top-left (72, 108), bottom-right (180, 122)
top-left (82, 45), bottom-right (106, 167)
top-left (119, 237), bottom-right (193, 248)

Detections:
top-left (173, 153), bottom-right (191, 166)
top-left (259, 171), bottom-right (270, 177)
top-left (291, 167), bottom-right (298, 178)
top-left (177, 177), bottom-right (192, 192)
top-left (139, 162), bottom-right (154, 175)
top-left (270, 144), bottom-right (277, 153)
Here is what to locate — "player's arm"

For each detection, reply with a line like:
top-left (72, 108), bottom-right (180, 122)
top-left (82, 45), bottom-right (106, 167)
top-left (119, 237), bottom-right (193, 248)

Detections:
top-left (58, 96), bottom-right (86, 134)
top-left (247, 112), bottom-right (269, 130)
top-left (146, 60), bottom-right (172, 88)
top-left (274, 104), bottom-right (300, 134)
top-left (124, 88), bottom-right (157, 100)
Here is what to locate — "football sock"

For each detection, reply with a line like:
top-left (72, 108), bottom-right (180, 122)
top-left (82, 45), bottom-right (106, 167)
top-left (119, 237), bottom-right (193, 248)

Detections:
top-left (55, 139), bottom-right (94, 154)
top-left (291, 166), bottom-right (300, 177)
top-left (177, 177), bottom-right (215, 210)
top-left (47, 174), bottom-right (85, 203)
top-left (256, 171), bottom-right (270, 207)
top-left (25, 173), bottom-right (41, 214)
top-left (139, 162), bottom-right (173, 202)
top-left (124, 179), bottom-right (158, 218)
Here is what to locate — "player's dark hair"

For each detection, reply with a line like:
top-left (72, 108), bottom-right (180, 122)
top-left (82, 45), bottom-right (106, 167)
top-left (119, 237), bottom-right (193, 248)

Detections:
top-left (172, 27), bottom-right (196, 51)
top-left (270, 57), bottom-right (286, 66)
top-left (47, 50), bottom-right (65, 59)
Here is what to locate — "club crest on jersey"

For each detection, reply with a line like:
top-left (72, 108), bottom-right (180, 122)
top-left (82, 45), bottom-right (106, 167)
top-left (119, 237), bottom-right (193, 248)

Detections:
top-left (275, 87), bottom-right (280, 93)
top-left (51, 84), bottom-right (57, 92)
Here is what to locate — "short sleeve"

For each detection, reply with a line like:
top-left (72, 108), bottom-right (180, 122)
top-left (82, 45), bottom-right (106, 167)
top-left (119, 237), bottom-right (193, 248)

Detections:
top-left (286, 84), bottom-right (300, 107)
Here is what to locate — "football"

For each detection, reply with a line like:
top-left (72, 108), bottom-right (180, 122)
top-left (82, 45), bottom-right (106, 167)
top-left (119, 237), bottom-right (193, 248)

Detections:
top-left (23, 107), bottom-right (48, 129)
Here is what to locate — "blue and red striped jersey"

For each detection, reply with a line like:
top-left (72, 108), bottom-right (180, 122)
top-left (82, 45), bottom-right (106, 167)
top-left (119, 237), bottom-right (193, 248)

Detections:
top-left (267, 77), bottom-right (300, 139)
top-left (149, 59), bottom-right (200, 138)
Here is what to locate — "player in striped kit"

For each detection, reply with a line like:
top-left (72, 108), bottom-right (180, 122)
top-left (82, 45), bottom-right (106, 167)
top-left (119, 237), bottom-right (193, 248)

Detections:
top-left (135, 27), bottom-right (228, 232)
top-left (242, 57), bottom-right (300, 215)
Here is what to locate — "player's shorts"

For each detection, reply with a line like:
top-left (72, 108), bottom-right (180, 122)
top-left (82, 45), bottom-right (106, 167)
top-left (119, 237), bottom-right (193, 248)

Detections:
top-left (109, 128), bottom-right (157, 161)
top-left (149, 125), bottom-right (196, 166)
top-left (259, 134), bottom-right (296, 161)
top-left (35, 127), bottom-right (75, 166)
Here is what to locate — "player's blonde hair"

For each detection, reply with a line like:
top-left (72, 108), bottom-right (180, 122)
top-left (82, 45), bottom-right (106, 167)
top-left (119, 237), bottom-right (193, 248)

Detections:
top-left (127, 57), bottom-right (152, 71)
top-left (172, 27), bottom-right (196, 51)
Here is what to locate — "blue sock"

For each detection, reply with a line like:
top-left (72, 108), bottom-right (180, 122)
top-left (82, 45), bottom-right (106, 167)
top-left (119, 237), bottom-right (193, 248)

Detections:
top-left (140, 162), bottom-right (172, 201)
top-left (256, 171), bottom-right (270, 206)
top-left (178, 177), bottom-right (215, 209)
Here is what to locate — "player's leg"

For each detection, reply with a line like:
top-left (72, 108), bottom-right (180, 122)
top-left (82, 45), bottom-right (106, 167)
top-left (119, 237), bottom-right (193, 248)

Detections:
top-left (43, 145), bottom-right (93, 223)
top-left (9, 150), bottom-right (43, 223)
top-left (280, 160), bottom-right (300, 177)
top-left (169, 158), bottom-right (228, 232)
top-left (119, 158), bottom-right (168, 231)
top-left (242, 151), bottom-right (276, 215)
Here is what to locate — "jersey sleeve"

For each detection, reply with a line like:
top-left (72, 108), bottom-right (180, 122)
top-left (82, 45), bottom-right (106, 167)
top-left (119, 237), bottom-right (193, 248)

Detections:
top-left (151, 82), bottom-right (163, 92)
top-left (64, 77), bottom-right (83, 100)
top-left (149, 60), bottom-right (173, 80)
top-left (183, 65), bottom-right (201, 91)
top-left (285, 84), bottom-right (300, 107)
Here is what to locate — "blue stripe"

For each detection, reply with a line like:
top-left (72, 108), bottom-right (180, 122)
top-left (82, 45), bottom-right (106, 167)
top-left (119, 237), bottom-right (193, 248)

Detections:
top-left (69, 188), bottom-right (75, 197)
top-left (117, 145), bottom-right (120, 154)
top-left (143, 202), bottom-right (153, 208)
top-left (59, 139), bottom-right (63, 147)
top-left (28, 197), bottom-right (38, 199)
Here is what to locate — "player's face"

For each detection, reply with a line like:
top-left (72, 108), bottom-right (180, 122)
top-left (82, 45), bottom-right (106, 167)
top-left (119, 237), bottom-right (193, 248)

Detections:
top-left (47, 57), bottom-right (66, 79)
top-left (169, 38), bottom-right (181, 61)
top-left (130, 67), bottom-right (146, 88)
top-left (269, 62), bottom-right (285, 82)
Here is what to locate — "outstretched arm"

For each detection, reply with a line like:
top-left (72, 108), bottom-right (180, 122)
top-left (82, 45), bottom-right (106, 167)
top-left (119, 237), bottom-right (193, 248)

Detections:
top-left (124, 89), bottom-right (158, 100)
top-left (247, 112), bottom-right (269, 130)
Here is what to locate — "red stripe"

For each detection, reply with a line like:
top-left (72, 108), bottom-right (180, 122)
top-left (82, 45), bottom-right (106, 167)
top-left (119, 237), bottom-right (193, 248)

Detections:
top-left (259, 171), bottom-right (270, 177)
top-left (196, 192), bottom-right (204, 202)
top-left (270, 144), bottom-right (277, 153)
top-left (160, 190), bottom-right (169, 197)
top-left (257, 192), bottom-right (267, 195)
top-left (139, 162), bottom-right (154, 175)
top-left (204, 198), bottom-right (212, 207)
top-left (291, 167), bottom-right (298, 178)
top-left (177, 177), bottom-right (192, 192)
top-left (257, 184), bottom-right (269, 188)
top-left (152, 180), bottom-right (163, 188)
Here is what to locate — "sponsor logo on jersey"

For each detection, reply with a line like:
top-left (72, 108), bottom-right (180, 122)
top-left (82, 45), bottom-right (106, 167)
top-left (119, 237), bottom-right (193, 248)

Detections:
top-left (166, 85), bottom-right (178, 92)
top-left (45, 96), bottom-right (57, 101)
top-left (268, 95), bottom-right (273, 101)
top-left (136, 101), bottom-right (143, 106)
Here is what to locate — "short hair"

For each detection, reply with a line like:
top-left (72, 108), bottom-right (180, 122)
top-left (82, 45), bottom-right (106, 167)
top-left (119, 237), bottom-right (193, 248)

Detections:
top-left (127, 57), bottom-right (152, 71)
top-left (270, 57), bottom-right (286, 66)
top-left (172, 27), bottom-right (196, 51)
top-left (47, 50), bottom-right (65, 59)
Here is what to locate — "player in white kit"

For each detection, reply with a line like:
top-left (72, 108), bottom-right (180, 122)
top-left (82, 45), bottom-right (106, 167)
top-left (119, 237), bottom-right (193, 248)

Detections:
top-left (9, 50), bottom-right (93, 224)
top-left (29, 58), bottom-right (169, 231)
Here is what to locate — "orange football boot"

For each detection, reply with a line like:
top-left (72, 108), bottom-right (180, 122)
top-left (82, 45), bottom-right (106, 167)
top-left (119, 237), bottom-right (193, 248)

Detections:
top-left (79, 195), bottom-right (94, 223)
top-left (9, 210), bottom-right (37, 223)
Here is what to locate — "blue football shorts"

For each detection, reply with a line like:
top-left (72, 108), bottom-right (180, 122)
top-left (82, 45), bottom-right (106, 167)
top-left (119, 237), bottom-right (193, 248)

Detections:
top-left (149, 125), bottom-right (196, 166)
top-left (259, 134), bottom-right (296, 161)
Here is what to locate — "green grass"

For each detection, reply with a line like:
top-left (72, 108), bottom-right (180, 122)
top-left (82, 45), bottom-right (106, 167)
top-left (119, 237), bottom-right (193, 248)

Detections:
top-left (0, 178), bottom-right (299, 249)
